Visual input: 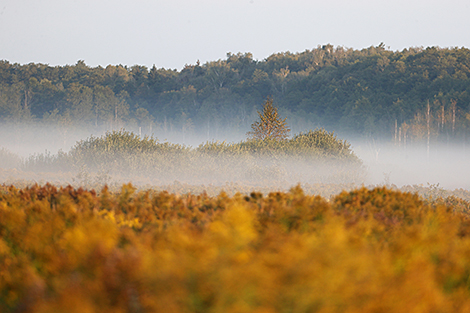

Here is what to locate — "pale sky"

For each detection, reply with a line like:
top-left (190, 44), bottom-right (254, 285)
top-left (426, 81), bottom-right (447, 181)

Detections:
top-left (1, 0), bottom-right (469, 70)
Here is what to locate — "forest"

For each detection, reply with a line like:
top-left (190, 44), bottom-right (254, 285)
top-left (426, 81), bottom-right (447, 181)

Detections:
top-left (1, 44), bottom-right (470, 145)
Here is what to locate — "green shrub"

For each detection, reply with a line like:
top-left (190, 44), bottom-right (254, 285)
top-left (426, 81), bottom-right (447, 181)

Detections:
top-left (24, 129), bottom-right (364, 185)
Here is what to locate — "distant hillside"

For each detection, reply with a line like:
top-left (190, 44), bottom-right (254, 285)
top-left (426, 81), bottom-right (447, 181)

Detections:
top-left (1, 44), bottom-right (469, 143)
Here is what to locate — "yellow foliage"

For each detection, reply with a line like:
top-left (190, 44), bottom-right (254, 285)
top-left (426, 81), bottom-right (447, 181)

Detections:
top-left (209, 202), bottom-right (257, 248)
top-left (1, 184), bottom-right (470, 312)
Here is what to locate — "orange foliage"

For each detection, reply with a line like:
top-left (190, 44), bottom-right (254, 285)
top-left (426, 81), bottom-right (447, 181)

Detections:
top-left (1, 184), bottom-right (470, 312)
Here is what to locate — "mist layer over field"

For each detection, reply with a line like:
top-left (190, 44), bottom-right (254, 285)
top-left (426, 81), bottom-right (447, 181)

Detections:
top-left (0, 125), bottom-right (468, 192)
top-left (353, 140), bottom-right (470, 190)
top-left (0, 124), bottom-right (95, 158)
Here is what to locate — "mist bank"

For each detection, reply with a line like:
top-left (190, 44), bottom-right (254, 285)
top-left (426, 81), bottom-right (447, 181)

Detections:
top-left (353, 140), bottom-right (470, 190)
top-left (0, 127), bottom-right (468, 193)
top-left (14, 129), bottom-right (362, 187)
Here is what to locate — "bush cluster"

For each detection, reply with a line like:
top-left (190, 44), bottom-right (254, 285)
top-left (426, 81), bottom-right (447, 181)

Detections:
top-left (1, 184), bottom-right (470, 312)
top-left (23, 129), bottom-right (363, 185)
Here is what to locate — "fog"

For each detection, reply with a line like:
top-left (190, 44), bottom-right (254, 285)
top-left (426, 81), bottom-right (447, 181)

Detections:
top-left (0, 124), bottom-right (95, 158)
top-left (0, 124), bottom-right (469, 192)
top-left (352, 140), bottom-right (470, 190)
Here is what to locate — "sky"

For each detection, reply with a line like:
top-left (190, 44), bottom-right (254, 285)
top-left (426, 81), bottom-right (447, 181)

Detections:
top-left (1, 0), bottom-right (470, 70)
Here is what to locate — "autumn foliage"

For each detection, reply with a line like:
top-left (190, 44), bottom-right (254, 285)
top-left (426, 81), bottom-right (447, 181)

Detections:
top-left (2, 184), bottom-right (470, 312)
top-left (247, 97), bottom-right (290, 141)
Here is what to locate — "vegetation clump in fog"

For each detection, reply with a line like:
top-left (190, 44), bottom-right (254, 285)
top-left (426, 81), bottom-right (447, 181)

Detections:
top-left (22, 126), bottom-right (362, 185)
top-left (0, 148), bottom-right (22, 169)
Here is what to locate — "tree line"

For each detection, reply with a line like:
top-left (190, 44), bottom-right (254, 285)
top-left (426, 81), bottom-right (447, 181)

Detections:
top-left (1, 44), bottom-right (470, 143)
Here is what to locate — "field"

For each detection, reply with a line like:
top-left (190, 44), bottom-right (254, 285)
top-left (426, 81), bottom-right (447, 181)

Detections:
top-left (1, 183), bottom-right (470, 312)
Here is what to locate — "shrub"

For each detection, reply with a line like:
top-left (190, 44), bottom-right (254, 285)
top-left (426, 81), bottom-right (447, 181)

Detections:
top-left (1, 184), bottom-right (470, 312)
top-left (23, 129), bottom-right (364, 185)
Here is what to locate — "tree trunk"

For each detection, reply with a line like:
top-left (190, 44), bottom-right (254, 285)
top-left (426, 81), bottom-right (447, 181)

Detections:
top-left (398, 127), bottom-right (402, 147)
top-left (426, 100), bottom-right (430, 159)
top-left (451, 100), bottom-right (456, 138)
top-left (394, 119), bottom-right (397, 144)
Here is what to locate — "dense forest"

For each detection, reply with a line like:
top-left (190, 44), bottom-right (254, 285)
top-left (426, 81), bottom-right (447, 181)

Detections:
top-left (1, 44), bottom-right (470, 145)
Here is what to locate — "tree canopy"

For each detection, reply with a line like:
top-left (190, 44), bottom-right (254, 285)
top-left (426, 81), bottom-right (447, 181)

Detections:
top-left (1, 45), bottom-right (470, 144)
top-left (247, 97), bottom-right (290, 141)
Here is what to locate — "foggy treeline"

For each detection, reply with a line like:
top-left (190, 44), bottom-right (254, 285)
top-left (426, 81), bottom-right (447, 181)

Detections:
top-left (0, 44), bottom-right (470, 147)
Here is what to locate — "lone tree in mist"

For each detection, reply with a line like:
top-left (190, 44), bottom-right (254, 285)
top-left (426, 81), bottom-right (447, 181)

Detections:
top-left (247, 97), bottom-right (291, 141)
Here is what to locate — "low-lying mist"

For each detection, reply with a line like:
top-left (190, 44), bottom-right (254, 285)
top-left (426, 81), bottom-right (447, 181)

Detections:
top-left (0, 125), bottom-right (468, 194)
top-left (353, 140), bottom-right (470, 190)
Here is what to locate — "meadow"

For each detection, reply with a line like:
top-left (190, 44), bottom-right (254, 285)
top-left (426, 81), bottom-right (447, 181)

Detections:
top-left (2, 129), bottom-right (470, 312)
top-left (1, 183), bottom-right (470, 312)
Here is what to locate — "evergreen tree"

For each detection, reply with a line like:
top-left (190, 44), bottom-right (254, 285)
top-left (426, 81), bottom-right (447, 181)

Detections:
top-left (247, 97), bottom-right (290, 140)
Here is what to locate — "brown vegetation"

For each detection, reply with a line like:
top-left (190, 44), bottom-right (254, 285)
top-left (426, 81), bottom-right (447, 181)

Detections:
top-left (1, 184), bottom-right (470, 312)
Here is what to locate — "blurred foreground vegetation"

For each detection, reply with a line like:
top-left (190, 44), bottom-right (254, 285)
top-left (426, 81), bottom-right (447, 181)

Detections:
top-left (2, 184), bottom-right (470, 312)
